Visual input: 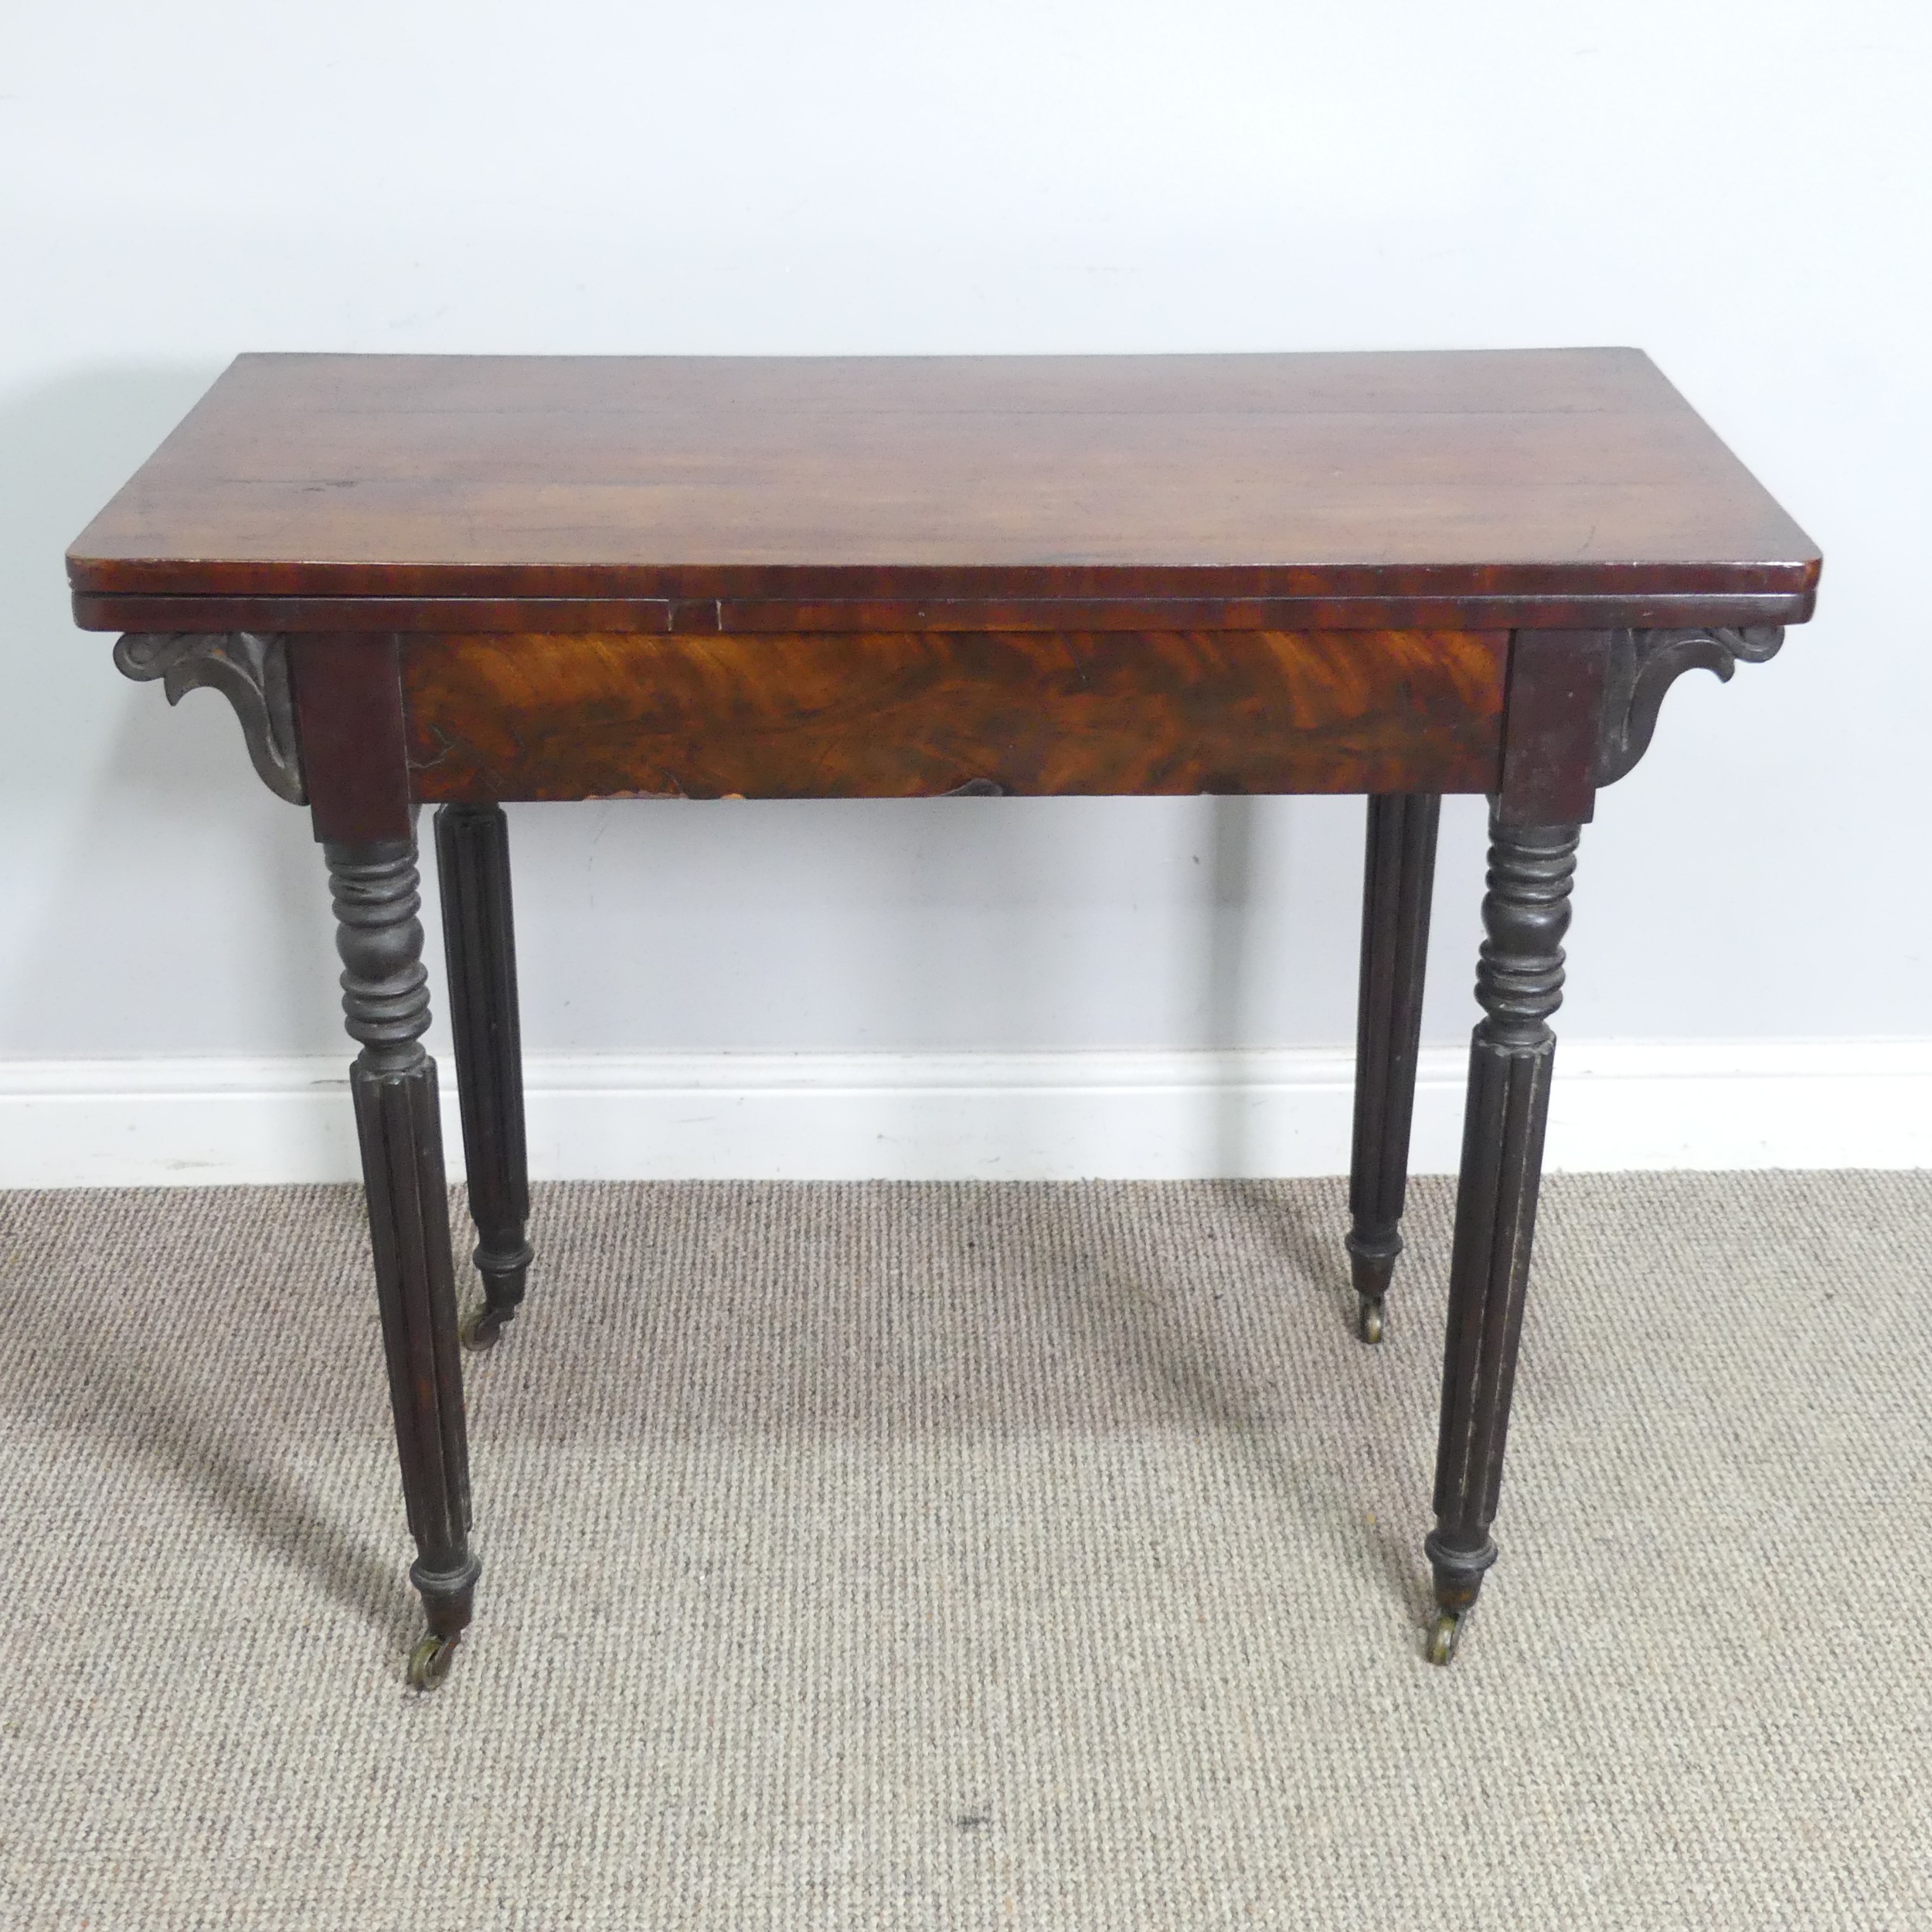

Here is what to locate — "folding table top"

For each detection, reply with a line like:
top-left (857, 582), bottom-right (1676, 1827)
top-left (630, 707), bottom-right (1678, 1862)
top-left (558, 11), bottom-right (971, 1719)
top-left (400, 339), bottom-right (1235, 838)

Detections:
top-left (68, 347), bottom-right (1818, 634)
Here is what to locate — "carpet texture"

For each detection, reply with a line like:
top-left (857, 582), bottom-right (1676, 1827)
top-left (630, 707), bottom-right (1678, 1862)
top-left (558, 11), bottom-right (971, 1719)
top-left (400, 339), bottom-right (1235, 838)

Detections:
top-left (1, 1173), bottom-right (1927, 1929)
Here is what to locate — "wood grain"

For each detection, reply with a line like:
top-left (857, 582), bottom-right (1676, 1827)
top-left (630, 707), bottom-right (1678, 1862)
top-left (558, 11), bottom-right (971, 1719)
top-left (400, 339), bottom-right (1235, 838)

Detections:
top-left (69, 350), bottom-right (1819, 635)
top-left (400, 630), bottom-right (1509, 802)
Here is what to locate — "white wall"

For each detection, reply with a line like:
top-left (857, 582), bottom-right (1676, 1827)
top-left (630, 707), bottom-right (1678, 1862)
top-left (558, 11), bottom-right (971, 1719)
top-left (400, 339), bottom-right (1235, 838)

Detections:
top-left (3, 1), bottom-right (1928, 1179)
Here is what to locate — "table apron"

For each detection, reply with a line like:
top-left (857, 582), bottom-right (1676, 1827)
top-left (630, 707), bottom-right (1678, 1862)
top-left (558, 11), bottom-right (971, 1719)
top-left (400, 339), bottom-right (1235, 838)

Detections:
top-left (399, 629), bottom-right (1508, 802)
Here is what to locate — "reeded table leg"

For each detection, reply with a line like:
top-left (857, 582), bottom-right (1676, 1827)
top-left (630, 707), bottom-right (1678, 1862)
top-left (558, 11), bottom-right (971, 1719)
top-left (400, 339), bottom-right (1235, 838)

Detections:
top-left (1424, 814), bottom-right (1579, 1665)
top-left (328, 833), bottom-right (481, 1690)
top-left (434, 803), bottom-right (533, 1352)
top-left (1346, 793), bottom-right (1441, 1343)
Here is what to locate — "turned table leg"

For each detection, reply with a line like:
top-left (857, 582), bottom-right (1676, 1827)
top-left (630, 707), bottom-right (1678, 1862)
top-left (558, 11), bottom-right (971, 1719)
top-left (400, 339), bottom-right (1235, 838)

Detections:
top-left (1346, 792), bottom-right (1441, 1343)
top-left (328, 833), bottom-right (480, 1690)
top-left (434, 802), bottom-right (533, 1352)
top-left (1424, 813), bottom-right (1579, 1665)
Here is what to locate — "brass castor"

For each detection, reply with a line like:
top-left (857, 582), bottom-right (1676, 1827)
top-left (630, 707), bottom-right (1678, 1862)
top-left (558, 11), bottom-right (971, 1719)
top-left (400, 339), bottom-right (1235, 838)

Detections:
top-left (1355, 1292), bottom-right (1385, 1345)
top-left (461, 1308), bottom-right (506, 1353)
top-left (408, 1631), bottom-right (461, 1690)
top-left (1425, 1611), bottom-right (1461, 1666)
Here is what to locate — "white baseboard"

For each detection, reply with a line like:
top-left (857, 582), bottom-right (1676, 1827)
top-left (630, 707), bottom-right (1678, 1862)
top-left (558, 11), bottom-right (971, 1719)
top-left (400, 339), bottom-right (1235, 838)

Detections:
top-left (1, 1041), bottom-right (1929, 1187)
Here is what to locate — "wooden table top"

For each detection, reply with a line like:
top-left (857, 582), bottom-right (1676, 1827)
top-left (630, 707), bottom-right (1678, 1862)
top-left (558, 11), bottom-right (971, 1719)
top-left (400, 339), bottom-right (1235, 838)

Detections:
top-left (69, 349), bottom-right (1818, 635)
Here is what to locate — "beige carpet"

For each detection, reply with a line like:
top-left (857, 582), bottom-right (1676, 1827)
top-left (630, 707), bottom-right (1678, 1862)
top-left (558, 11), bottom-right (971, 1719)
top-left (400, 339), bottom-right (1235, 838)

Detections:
top-left (1, 1173), bottom-right (1927, 1930)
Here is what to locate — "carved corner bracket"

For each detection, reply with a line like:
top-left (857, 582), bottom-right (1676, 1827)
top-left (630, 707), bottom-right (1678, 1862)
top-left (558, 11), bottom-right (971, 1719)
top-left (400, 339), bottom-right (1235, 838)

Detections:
top-left (1594, 626), bottom-right (1784, 787)
top-left (114, 632), bottom-right (307, 804)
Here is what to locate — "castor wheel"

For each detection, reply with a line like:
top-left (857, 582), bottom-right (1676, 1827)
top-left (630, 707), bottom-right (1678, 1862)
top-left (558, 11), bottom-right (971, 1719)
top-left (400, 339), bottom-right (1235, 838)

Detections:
top-left (460, 1308), bottom-right (506, 1353)
top-left (1355, 1292), bottom-right (1385, 1345)
top-left (408, 1631), bottom-right (461, 1690)
top-left (1425, 1611), bottom-right (1461, 1667)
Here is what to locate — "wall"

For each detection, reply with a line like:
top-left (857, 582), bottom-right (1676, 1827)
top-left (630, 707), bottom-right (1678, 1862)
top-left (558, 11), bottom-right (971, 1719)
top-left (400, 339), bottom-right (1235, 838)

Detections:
top-left (3, 1), bottom-right (1927, 1180)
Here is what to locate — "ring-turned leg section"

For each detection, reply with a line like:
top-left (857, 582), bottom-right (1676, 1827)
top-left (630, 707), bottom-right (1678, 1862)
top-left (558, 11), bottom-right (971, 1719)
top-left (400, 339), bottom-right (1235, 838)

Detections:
top-left (1425, 814), bottom-right (1579, 1664)
top-left (328, 834), bottom-right (480, 1688)
top-left (1346, 793), bottom-right (1441, 1342)
top-left (434, 803), bottom-right (532, 1351)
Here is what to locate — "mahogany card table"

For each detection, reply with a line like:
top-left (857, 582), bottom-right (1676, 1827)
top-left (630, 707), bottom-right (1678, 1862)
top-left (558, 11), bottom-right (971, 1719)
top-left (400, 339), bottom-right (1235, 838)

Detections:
top-left (67, 349), bottom-right (1819, 1685)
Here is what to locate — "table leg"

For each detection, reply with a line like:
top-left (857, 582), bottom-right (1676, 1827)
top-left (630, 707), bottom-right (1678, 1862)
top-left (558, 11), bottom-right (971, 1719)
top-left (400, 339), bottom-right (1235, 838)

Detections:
top-left (1346, 792), bottom-right (1440, 1343)
top-left (327, 832), bottom-right (481, 1690)
top-left (1423, 813), bottom-right (1579, 1665)
top-left (434, 803), bottom-right (533, 1352)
